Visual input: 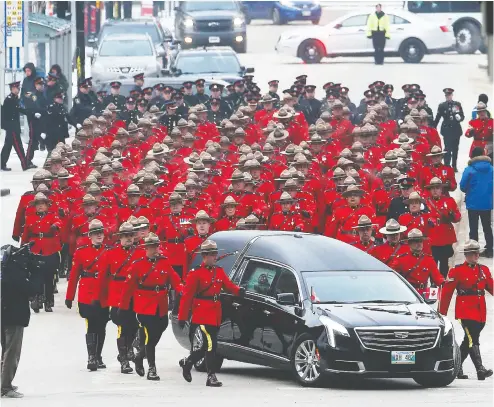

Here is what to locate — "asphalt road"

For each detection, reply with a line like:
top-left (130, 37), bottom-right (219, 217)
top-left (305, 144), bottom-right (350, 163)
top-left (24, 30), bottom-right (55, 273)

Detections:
top-left (1, 7), bottom-right (493, 406)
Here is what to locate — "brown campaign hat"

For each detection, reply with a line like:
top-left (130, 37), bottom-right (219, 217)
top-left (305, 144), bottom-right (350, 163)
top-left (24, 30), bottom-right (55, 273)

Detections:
top-left (228, 169), bottom-right (245, 181)
top-left (459, 239), bottom-right (482, 253)
top-left (342, 184), bottom-right (365, 198)
top-left (127, 184), bottom-right (141, 196)
top-left (32, 192), bottom-right (51, 204)
top-left (352, 215), bottom-right (376, 229)
top-left (88, 219), bottom-right (105, 234)
top-left (199, 239), bottom-right (218, 254)
top-left (403, 191), bottom-right (424, 204)
top-left (379, 218), bottom-right (407, 235)
top-left (169, 192), bottom-right (184, 203)
top-left (407, 228), bottom-right (426, 241)
top-left (424, 177), bottom-right (444, 189)
top-left (190, 210), bottom-right (216, 224)
top-left (57, 168), bottom-right (74, 179)
top-left (142, 232), bottom-right (161, 247)
top-left (116, 221), bottom-right (135, 235)
top-left (221, 196), bottom-right (240, 207)
top-left (82, 194), bottom-right (98, 206)
top-left (475, 102), bottom-right (488, 112)
top-left (426, 145), bottom-right (446, 157)
top-left (276, 191), bottom-right (297, 204)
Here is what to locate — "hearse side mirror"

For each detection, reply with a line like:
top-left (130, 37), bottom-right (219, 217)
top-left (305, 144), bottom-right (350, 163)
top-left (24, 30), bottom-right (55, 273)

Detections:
top-left (277, 293), bottom-right (296, 306)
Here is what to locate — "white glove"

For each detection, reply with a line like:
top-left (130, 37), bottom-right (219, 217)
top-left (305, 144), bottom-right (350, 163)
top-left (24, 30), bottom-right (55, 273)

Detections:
top-left (40, 133), bottom-right (46, 140)
top-left (76, 123), bottom-right (82, 129)
top-left (34, 113), bottom-right (41, 119)
top-left (455, 114), bottom-right (461, 121)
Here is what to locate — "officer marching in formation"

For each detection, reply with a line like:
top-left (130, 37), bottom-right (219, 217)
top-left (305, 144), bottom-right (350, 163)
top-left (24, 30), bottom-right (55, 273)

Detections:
top-left (440, 240), bottom-right (493, 380)
top-left (8, 69), bottom-right (491, 388)
top-left (178, 240), bottom-right (244, 387)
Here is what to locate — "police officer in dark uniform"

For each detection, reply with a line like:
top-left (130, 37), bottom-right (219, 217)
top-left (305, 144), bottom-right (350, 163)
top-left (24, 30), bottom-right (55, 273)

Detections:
top-left (148, 84), bottom-right (166, 111)
top-left (206, 84), bottom-right (231, 116)
top-left (267, 80), bottom-right (280, 108)
top-left (299, 85), bottom-right (322, 125)
top-left (175, 92), bottom-right (189, 119)
top-left (44, 72), bottom-right (63, 105)
top-left (131, 73), bottom-right (144, 94)
top-left (1, 81), bottom-right (29, 171)
top-left (207, 98), bottom-right (228, 126)
top-left (383, 84), bottom-right (397, 118)
top-left (228, 80), bottom-right (246, 111)
top-left (103, 81), bottom-right (127, 112)
top-left (118, 97), bottom-right (139, 125)
top-left (183, 81), bottom-right (198, 107)
top-left (433, 88), bottom-right (464, 171)
top-left (85, 77), bottom-right (99, 107)
top-left (194, 79), bottom-right (209, 104)
top-left (387, 177), bottom-right (429, 221)
top-left (46, 92), bottom-right (71, 152)
top-left (70, 79), bottom-right (97, 127)
top-left (25, 77), bottom-right (48, 163)
top-left (136, 98), bottom-right (148, 118)
top-left (142, 87), bottom-right (154, 104)
top-left (96, 90), bottom-right (108, 114)
top-left (159, 101), bottom-right (179, 133)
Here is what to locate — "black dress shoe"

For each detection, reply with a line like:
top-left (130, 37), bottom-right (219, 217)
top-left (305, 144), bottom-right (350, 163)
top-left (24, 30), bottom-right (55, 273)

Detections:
top-left (206, 373), bottom-right (223, 387)
top-left (44, 304), bottom-right (53, 312)
top-left (1, 167), bottom-right (12, 171)
top-left (27, 163), bottom-right (37, 169)
top-left (179, 358), bottom-right (193, 383)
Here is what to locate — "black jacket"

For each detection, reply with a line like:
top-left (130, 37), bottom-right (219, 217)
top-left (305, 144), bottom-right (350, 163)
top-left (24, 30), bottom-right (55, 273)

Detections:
top-left (1, 93), bottom-right (24, 132)
top-left (433, 101), bottom-right (464, 137)
top-left (1, 246), bottom-right (36, 328)
top-left (21, 62), bottom-right (37, 107)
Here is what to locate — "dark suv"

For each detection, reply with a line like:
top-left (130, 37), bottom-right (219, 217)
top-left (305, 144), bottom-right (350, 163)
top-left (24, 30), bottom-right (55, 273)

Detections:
top-left (174, 1), bottom-right (247, 53)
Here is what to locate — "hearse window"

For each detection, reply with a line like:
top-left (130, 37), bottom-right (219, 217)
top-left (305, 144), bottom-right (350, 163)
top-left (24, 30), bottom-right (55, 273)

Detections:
top-left (240, 261), bottom-right (284, 297)
top-left (272, 270), bottom-right (300, 303)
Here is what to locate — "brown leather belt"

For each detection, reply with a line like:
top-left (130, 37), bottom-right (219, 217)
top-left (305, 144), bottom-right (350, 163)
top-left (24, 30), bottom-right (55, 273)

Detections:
top-left (458, 289), bottom-right (485, 296)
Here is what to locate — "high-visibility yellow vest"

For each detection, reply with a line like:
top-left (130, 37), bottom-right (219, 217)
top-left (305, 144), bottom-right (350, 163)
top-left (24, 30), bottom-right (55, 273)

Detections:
top-left (366, 13), bottom-right (391, 39)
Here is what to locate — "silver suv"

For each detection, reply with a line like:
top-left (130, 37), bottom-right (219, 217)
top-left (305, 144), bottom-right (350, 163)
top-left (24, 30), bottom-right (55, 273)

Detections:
top-left (88, 33), bottom-right (164, 86)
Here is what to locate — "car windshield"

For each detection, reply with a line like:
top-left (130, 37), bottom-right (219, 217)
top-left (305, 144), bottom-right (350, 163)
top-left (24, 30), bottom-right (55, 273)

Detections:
top-left (175, 54), bottom-right (240, 74)
top-left (100, 24), bottom-right (160, 43)
top-left (183, 1), bottom-right (238, 11)
top-left (99, 39), bottom-right (154, 57)
top-left (302, 271), bottom-right (421, 304)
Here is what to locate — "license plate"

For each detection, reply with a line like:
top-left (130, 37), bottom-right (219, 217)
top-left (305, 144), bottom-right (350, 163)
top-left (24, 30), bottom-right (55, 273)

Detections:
top-left (391, 351), bottom-right (416, 365)
top-left (302, 10), bottom-right (311, 16)
top-left (209, 36), bottom-right (220, 43)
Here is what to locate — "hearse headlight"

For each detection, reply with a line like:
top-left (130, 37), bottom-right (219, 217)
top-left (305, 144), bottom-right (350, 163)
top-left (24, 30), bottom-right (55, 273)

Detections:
top-left (443, 316), bottom-right (453, 336)
top-left (319, 315), bottom-right (349, 348)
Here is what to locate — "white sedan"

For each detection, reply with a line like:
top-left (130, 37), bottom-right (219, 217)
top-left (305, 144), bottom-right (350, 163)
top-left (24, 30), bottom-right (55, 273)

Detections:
top-left (275, 9), bottom-right (455, 64)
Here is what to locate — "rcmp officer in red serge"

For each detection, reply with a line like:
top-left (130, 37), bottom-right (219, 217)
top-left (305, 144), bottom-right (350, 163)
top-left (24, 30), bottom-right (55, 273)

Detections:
top-left (439, 240), bottom-right (493, 381)
top-left (65, 219), bottom-right (110, 371)
top-left (389, 228), bottom-right (445, 298)
top-left (21, 192), bottom-right (63, 313)
top-left (119, 233), bottom-right (183, 381)
top-left (99, 222), bottom-right (141, 374)
top-left (350, 215), bottom-right (377, 253)
top-left (369, 219), bottom-right (409, 265)
top-left (178, 240), bottom-right (244, 387)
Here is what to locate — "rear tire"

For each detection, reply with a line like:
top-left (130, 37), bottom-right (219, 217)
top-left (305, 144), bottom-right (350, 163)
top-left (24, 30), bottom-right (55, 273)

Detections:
top-left (299, 39), bottom-right (324, 64)
top-left (455, 22), bottom-right (481, 54)
top-left (400, 38), bottom-right (425, 63)
top-left (413, 342), bottom-right (460, 388)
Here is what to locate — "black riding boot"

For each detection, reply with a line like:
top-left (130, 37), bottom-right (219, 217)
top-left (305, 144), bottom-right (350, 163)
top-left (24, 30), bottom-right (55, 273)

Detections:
top-left (134, 328), bottom-right (146, 377)
top-left (457, 344), bottom-right (470, 379)
top-left (470, 345), bottom-right (493, 380)
top-left (86, 333), bottom-right (98, 371)
top-left (126, 334), bottom-right (136, 362)
top-left (97, 331), bottom-right (106, 369)
top-left (205, 353), bottom-right (222, 387)
top-left (117, 337), bottom-right (133, 374)
top-left (179, 357), bottom-right (193, 383)
top-left (206, 373), bottom-right (223, 387)
top-left (147, 365), bottom-right (160, 381)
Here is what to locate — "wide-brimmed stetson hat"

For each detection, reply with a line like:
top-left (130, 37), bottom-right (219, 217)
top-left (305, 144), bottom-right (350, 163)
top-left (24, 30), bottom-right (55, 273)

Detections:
top-left (426, 145), bottom-right (446, 157)
top-left (342, 184), bottom-right (365, 198)
top-left (403, 191), bottom-right (425, 204)
top-left (424, 177), bottom-right (444, 189)
top-left (379, 218), bottom-right (407, 235)
top-left (459, 239), bottom-right (483, 253)
top-left (199, 239), bottom-right (218, 255)
top-left (88, 219), bottom-right (105, 235)
top-left (221, 196), bottom-right (240, 207)
top-left (276, 191), bottom-right (297, 204)
top-left (115, 221), bottom-right (135, 235)
top-left (352, 215), bottom-right (377, 229)
top-left (407, 228), bottom-right (427, 242)
top-left (190, 210), bottom-right (216, 224)
top-left (141, 232), bottom-right (162, 247)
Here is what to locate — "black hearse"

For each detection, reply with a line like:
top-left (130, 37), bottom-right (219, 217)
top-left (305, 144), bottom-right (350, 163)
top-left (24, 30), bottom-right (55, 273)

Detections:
top-left (171, 231), bottom-right (459, 387)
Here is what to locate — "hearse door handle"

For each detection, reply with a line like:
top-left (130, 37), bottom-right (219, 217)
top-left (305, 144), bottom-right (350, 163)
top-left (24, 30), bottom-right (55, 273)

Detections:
top-left (232, 302), bottom-right (241, 309)
top-left (263, 310), bottom-right (272, 316)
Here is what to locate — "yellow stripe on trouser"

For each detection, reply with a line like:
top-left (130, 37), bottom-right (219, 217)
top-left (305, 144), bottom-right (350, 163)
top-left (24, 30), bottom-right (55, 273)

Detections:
top-left (85, 318), bottom-right (88, 333)
top-left (117, 325), bottom-right (122, 339)
top-left (200, 325), bottom-right (213, 352)
top-left (144, 327), bottom-right (149, 345)
top-left (458, 319), bottom-right (473, 348)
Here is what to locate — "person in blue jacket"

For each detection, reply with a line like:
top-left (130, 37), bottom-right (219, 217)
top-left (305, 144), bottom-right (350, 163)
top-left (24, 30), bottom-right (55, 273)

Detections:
top-left (460, 146), bottom-right (493, 257)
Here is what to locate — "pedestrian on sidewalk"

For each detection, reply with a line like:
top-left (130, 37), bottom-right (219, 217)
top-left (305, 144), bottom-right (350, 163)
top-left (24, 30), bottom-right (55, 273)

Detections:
top-left (460, 147), bottom-right (493, 257)
top-left (366, 4), bottom-right (390, 65)
top-left (1, 244), bottom-right (36, 398)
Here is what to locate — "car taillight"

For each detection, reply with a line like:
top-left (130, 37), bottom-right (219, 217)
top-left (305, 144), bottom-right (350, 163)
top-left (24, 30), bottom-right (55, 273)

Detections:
top-left (440, 26), bottom-right (449, 32)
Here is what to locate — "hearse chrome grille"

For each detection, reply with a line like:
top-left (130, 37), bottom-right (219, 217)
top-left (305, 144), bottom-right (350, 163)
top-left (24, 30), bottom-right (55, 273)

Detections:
top-left (354, 327), bottom-right (440, 352)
